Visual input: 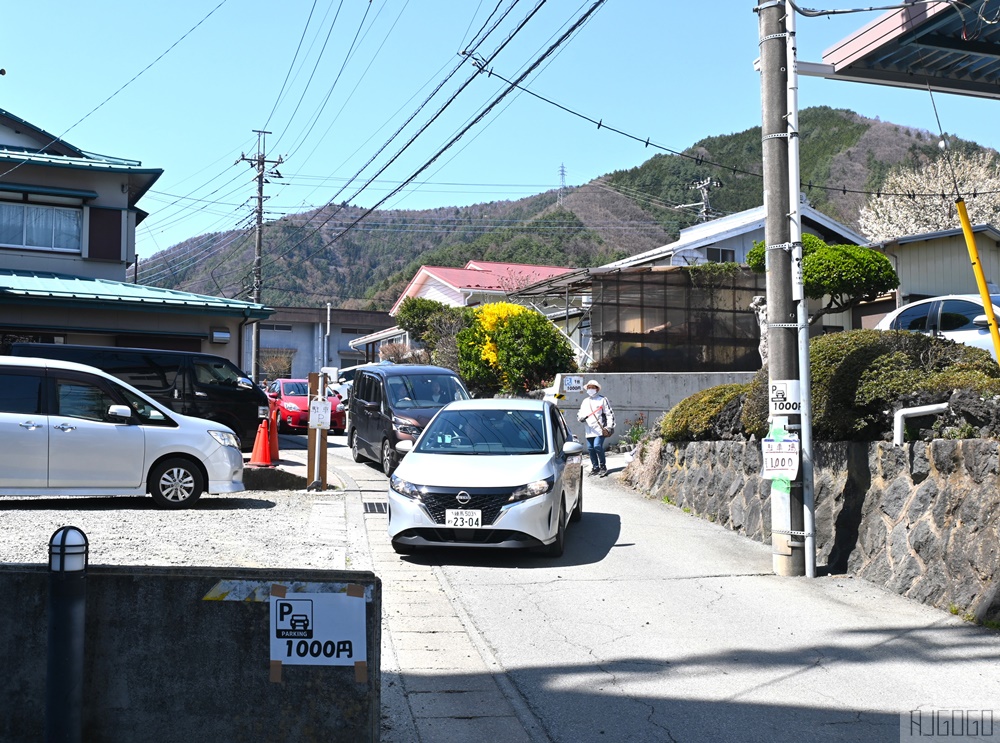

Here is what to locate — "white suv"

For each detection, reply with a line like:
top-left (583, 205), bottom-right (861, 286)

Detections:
top-left (0, 356), bottom-right (244, 508)
top-left (875, 294), bottom-right (1000, 359)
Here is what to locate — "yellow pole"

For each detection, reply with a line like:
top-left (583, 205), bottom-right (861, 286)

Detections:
top-left (956, 198), bottom-right (1000, 366)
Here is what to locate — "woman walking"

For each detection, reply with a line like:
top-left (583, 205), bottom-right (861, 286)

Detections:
top-left (577, 379), bottom-right (615, 477)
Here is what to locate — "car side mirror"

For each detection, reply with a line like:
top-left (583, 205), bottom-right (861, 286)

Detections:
top-left (238, 376), bottom-right (254, 390)
top-left (364, 401), bottom-right (380, 412)
top-left (107, 404), bottom-right (133, 421)
top-left (395, 440), bottom-right (414, 455)
top-left (974, 314), bottom-right (990, 328)
top-left (563, 441), bottom-right (585, 456)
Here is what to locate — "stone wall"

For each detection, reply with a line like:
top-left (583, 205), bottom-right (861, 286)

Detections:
top-left (622, 437), bottom-right (1000, 621)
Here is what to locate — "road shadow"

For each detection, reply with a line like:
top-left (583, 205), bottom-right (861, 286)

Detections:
top-left (382, 631), bottom-right (1000, 743)
top-left (398, 511), bottom-right (622, 569)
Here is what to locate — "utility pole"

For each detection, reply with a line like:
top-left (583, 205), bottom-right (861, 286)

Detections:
top-left (238, 130), bottom-right (283, 382)
top-left (758, 0), bottom-right (805, 576)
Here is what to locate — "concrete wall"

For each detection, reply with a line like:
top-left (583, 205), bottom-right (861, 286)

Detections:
top-left (622, 438), bottom-right (1000, 622)
top-left (550, 371), bottom-right (756, 447)
top-left (0, 565), bottom-right (381, 742)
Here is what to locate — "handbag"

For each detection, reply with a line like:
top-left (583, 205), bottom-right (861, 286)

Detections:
top-left (598, 409), bottom-right (615, 438)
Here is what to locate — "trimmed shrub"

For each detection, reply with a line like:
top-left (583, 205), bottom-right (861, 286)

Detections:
top-left (740, 329), bottom-right (1000, 441)
top-left (661, 383), bottom-right (748, 441)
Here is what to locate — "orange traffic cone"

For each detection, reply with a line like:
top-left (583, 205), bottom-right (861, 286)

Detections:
top-left (246, 418), bottom-right (275, 467)
top-left (269, 408), bottom-right (280, 462)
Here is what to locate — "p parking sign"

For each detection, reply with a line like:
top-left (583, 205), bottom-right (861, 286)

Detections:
top-left (769, 380), bottom-right (801, 416)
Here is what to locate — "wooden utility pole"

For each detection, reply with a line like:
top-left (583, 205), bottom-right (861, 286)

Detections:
top-left (239, 130), bottom-right (283, 382)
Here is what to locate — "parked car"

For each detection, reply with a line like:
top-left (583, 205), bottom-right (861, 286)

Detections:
top-left (266, 378), bottom-right (346, 434)
top-left (10, 343), bottom-right (268, 450)
top-left (0, 356), bottom-right (244, 508)
top-left (874, 294), bottom-right (1000, 358)
top-left (387, 398), bottom-right (585, 557)
top-left (348, 364), bottom-right (469, 475)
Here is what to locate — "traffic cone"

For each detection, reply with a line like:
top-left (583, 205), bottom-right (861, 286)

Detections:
top-left (246, 418), bottom-right (275, 467)
top-left (269, 408), bottom-right (280, 462)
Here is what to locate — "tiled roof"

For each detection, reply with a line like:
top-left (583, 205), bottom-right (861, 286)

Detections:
top-left (0, 269), bottom-right (272, 319)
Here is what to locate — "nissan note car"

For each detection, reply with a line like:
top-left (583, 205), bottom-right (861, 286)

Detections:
top-left (387, 398), bottom-right (585, 557)
top-left (0, 356), bottom-right (244, 508)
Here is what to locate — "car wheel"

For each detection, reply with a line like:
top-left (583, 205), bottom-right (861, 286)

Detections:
top-left (349, 429), bottom-right (365, 462)
top-left (381, 439), bottom-right (397, 475)
top-left (546, 499), bottom-right (566, 557)
top-left (570, 482), bottom-right (583, 523)
top-left (149, 458), bottom-right (204, 509)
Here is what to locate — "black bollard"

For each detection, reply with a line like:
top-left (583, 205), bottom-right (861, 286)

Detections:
top-left (45, 526), bottom-right (88, 743)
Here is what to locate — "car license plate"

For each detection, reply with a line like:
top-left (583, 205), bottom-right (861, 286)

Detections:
top-left (445, 509), bottom-right (481, 528)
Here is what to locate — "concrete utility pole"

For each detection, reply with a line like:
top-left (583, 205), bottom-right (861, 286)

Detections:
top-left (758, 0), bottom-right (805, 576)
top-left (239, 131), bottom-right (283, 382)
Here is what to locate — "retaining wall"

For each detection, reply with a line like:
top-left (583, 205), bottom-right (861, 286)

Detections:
top-left (0, 565), bottom-right (381, 742)
top-left (622, 438), bottom-right (1000, 621)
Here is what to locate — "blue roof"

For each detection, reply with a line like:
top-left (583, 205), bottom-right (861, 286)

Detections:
top-left (0, 269), bottom-right (272, 319)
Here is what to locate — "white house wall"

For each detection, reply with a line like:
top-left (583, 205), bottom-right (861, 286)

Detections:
top-left (890, 235), bottom-right (1000, 300)
top-left (417, 282), bottom-right (464, 306)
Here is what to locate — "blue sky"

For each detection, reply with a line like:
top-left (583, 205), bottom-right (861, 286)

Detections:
top-left (3, 1), bottom-right (998, 266)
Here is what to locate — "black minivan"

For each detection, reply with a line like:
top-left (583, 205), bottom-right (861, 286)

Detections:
top-left (348, 364), bottom-right (469, 474)
top-left (11, 343), bottom-right (268, 450)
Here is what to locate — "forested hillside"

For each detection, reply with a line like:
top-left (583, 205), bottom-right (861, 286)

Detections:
top-left (141, 107), bottom-right (985, 311)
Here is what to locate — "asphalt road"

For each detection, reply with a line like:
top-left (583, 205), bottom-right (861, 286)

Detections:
top-left (325, 438), bottom-right (1000, 743)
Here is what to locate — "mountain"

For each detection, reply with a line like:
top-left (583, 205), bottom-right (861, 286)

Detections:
top-left (141, 107), bottom-right (983, 311)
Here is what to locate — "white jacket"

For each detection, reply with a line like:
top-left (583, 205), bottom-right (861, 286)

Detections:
top-left (577, 394), bottom-right (615, 438)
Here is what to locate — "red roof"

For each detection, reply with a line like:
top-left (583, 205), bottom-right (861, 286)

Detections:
top-left (390, 261), bottom-right (576, 315)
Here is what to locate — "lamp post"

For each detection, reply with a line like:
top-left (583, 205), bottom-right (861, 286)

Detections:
top-left (46, 526), bottom-right (88, 743)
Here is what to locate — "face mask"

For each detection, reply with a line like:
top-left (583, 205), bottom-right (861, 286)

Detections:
top-left (586, 388), bottom-right (597, 397)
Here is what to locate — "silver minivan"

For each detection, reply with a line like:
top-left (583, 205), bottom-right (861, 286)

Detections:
top-left (0, 356), bottom-right (244, 508)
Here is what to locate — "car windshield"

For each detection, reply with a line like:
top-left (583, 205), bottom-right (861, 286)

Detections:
top-left (282, 381), bottom-right (308, 396)
top-left (416, 408), bottom-right (547, 455)
top-left (386, 374), bottom-right (470, 409)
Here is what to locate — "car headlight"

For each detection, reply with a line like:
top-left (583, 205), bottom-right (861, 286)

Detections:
top-left (509, 476), bottom-right (554, 502)
top-left (282, 401), bottom-right (301, 411)
top-left (392, 415), bottom-right (421, 436)
top-left (390, 474), bottom-right (423, 500)
top-left (209, 430), bottom-right (241, 449)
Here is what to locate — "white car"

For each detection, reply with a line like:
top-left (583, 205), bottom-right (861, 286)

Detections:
top-left (874, 294), bottom-right (1000, 358)
top-left (387, 398), bottom-right (585, 557)
top-left (0, 355), bottom-right (244, 508)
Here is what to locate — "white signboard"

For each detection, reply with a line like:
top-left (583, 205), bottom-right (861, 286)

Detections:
top-left (562, 375), bottom-right (584, 393)
top-left (270, 592), bottom-right (367, 667)
top-left (761, 434), bottom-right (800, 480)
top-left (769, 380), bottom-right (801, 416)
top-left (309, 398), bottom-right (332, 429)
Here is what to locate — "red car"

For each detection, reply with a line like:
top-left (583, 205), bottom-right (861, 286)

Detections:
top-left (266, 378), bottom-right (345, 434)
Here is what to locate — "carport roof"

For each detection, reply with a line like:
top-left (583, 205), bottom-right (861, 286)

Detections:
top-left (0, 269), bottom-right (272, 319)
top-left (806, 0), bottom-right (1000, 99)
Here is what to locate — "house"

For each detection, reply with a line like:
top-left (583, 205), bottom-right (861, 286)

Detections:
top-left (351, 261), bottom-right (579, 361)
top-left (856, 224), bottom-right (1000, 328)
top-left (244, 305), bottom-right (392, 379)
top-left (0, 108), bottom-right (269, 366)
top-left (512, 203), bottom-right (868, 372)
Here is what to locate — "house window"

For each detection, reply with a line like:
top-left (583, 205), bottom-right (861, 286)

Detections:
top-left (706, 247), bottom-right (735, 263)
top-left (0, 202), bottom-right (82, 252)
top-left (259, 324), bottom-right (292, 332)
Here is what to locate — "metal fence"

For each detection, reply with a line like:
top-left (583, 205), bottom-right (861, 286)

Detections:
top-left (590, 265), bottom-right (765, 373)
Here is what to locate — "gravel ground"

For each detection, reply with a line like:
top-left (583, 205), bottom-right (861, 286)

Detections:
top-left (0, 489), bottom-right (351, 570)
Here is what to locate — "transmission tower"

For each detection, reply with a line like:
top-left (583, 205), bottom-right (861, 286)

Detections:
top-left (558, 163), bottom-right (567, 205)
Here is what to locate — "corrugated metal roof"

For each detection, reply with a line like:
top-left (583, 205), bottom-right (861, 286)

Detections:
top-left (0, 269), bottom-right (272, 318)
top-left (812, 1), bottom-right (1000, 99)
